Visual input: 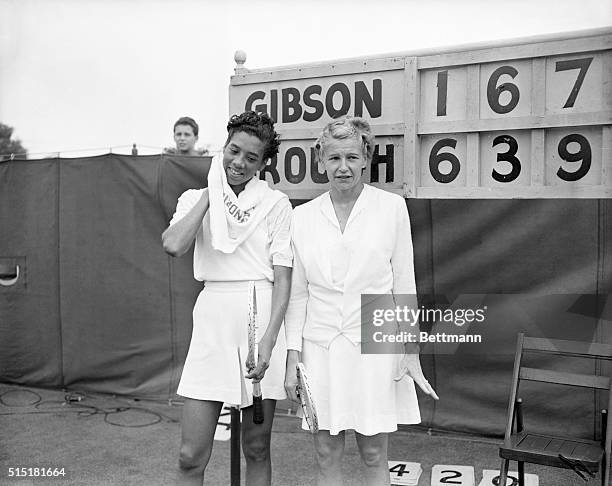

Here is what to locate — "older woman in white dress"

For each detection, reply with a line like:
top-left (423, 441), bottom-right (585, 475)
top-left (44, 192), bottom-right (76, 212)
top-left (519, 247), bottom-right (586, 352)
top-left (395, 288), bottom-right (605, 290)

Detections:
top-left (285, 117), bottom-right (438, 486)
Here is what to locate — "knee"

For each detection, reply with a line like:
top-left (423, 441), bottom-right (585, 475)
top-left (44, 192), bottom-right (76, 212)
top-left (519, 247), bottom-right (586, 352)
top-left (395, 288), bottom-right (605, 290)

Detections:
top-left (315, 441), bottom-right (343, 469)
top-left (359, 445), bottom-right (385, 467)
top-left (243, 437), bottom-right (270, 463)
top-left (178, 444), bottom-right (209, 473)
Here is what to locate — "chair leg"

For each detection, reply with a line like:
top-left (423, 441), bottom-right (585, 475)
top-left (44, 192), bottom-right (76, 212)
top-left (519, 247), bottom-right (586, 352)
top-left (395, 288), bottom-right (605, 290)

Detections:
top-left (518, 461), bottom-right (524, 486)
top-left (498, 458), bottom-right (510, 486)
top-left (601, 409), bottom-right (607, 486)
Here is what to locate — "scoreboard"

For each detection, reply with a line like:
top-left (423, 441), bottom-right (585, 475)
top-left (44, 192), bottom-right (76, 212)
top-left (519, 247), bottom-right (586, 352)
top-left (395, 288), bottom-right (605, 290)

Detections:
top-left (229, 28), bottom-right (611, 199)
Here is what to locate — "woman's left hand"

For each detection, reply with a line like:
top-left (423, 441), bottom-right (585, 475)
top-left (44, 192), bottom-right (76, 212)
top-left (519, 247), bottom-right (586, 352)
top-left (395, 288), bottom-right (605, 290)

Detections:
top-left (394, 353), bottom-right (439, 400)
top-left (245, 336), bottom-right (273, 383)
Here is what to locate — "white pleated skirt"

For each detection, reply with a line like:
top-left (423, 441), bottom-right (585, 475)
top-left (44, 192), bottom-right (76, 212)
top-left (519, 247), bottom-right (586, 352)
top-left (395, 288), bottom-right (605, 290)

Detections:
top-left (177, 280), bottom-right (287, 407)
top-left (301, 335), bottom-right (421, 436)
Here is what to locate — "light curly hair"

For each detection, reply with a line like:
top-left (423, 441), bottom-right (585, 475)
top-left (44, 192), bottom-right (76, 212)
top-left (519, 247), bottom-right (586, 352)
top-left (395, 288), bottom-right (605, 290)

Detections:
top-left (314, 116), bottom-right (374, 163)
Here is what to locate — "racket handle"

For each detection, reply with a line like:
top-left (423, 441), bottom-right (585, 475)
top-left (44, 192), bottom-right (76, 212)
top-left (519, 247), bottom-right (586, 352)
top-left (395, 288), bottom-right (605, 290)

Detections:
top-left (253, 384), bottom-right (264, 424)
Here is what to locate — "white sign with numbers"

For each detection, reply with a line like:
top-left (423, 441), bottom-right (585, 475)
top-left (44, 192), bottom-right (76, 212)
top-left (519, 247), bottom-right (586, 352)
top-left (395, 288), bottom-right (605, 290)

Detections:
top-left (431, 465), bottom-right (475, 486)
top-left (388, 460), bottom-right (423, 485)
top-left (478, 469), bottom-right (538, 486)
top-left (229, 28), bottom-right (611, 199)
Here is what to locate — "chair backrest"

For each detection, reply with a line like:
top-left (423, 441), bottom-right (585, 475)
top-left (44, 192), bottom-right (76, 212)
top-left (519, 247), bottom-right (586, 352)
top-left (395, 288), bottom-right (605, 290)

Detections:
top-left (521, 335), bottom-right (612, 390)
top-left (504, 333), bottom-right (612, 442)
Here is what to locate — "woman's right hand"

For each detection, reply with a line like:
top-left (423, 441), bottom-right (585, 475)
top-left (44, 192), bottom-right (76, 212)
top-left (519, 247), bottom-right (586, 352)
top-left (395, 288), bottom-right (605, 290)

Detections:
top-left (394, 353), bottom-right (439, 400)
top-left (284, 350), bottom-right (301, 403)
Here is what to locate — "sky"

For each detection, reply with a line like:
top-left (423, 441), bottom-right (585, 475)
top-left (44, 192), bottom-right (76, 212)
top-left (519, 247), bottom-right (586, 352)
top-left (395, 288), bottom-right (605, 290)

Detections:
top-left (1, 0), bottom-right (611, 158)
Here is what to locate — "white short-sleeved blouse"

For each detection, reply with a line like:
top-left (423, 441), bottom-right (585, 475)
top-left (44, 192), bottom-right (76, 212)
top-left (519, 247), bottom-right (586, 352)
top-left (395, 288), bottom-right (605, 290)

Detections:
top-left (169, 188), bottom-right (293, 281)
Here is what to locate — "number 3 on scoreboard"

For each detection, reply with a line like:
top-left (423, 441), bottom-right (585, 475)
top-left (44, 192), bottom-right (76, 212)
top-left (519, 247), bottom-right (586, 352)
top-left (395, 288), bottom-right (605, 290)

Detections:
top-left (492, 135), bottom-right (521, 183)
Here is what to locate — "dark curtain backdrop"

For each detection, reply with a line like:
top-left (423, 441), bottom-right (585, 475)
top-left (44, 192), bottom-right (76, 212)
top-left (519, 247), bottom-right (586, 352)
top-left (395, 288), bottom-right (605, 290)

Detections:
top-left (0, 154), bottom-right (609, 437)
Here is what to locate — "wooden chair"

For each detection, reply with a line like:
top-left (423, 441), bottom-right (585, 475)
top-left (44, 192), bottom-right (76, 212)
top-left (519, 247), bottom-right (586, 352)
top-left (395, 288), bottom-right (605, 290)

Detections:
top-left (499, 333), bottom-right (612, 486)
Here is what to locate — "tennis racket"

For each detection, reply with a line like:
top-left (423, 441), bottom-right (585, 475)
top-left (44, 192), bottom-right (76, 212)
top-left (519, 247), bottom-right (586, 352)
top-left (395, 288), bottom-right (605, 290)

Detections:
top-left (247, 281), bottom-right (264, 424)
top-left (296, 362), bottom-right (318, 433)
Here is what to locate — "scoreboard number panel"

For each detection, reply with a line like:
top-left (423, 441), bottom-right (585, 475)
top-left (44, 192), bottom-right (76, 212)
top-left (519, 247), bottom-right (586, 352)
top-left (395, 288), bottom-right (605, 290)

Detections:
top-left (479, 60), bottom-right (532, 119)
top-left (479, 131), bottom-right (531, 186)
top-left (230, 29), bottom-right (611, 198)
top-left (545, 53), bottom-right (602, 114)
top-left (388, 460), bottom-right (422, 485)
top-left (416, 33), bottom-right (610, 197)
top-left (545, 126), bottom-right (602, 186)
top-left (420, 134), bottom-right (468, 187)
top-left (478, 469), bottom-right (538, 486)
top-left (431, 465), bottom-right (475, 486)
top-left (420, 67), bottom-right (468, 123)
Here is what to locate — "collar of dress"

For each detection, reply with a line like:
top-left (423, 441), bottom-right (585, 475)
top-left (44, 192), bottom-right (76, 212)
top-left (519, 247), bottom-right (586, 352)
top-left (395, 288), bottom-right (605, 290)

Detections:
top-left (319, 184), bottom-right (370, 231)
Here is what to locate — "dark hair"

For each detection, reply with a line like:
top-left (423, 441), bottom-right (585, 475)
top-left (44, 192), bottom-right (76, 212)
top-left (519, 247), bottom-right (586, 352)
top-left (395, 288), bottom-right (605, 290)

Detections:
top-left (173, 116), bottom-right (199, 137)
top-left (314, 116), bottom-right (374, 163)
top-left (225, 111), bottom-right (280, 161)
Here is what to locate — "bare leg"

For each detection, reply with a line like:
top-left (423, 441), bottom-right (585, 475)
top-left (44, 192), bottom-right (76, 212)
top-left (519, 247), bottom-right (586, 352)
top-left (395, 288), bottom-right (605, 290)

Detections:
top-left (176, 399), bottom-right (223, 486)
top-left (313, 430), bottom-right (345, 486)
top-left (355, 432), bottom-right (389, 486)
top-left (241, 399), bottom-right (276, 486)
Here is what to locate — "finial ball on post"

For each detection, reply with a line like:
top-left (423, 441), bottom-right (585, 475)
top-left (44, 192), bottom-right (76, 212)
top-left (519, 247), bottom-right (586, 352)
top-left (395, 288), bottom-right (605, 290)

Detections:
top-left (234, 50), bottom-right (247, 73)
top-left (234, 50), bottom-right (247, 64)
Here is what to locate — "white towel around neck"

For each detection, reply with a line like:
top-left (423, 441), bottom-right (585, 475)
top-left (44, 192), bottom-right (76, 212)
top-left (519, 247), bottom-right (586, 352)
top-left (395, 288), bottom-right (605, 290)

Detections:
top-left (207, 153), bottom-right (285, 253)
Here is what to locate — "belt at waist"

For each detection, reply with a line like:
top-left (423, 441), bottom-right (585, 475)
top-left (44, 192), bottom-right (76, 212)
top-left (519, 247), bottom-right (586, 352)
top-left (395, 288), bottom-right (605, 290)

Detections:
top-left (203, 279), bottom-right (273, 292)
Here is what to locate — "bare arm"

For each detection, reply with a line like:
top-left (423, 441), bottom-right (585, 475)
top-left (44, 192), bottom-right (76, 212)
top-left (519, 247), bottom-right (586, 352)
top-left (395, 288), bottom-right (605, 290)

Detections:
top-left (285, 349), bottom-right (301, 403)
top-left (161, 189), bottom-right (209, 257)
top-left (284, 240), bottom-right (308, 402)
top-left (391, 198), bottom-right (438, 399)
top-left (263, 265), bottom-right (292, 348)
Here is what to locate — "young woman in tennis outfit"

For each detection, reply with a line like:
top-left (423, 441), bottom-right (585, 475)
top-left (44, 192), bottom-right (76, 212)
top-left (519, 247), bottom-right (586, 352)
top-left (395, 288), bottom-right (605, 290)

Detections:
top-left (162, 111), bottom-right (292, 486)
top-left (285, 117), bottom-right (438, 486)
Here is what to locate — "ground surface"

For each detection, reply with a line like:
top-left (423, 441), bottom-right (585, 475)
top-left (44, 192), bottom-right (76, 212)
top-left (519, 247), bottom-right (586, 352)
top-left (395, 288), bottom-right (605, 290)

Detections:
top-left (0, 384), bottom-right (601, 485)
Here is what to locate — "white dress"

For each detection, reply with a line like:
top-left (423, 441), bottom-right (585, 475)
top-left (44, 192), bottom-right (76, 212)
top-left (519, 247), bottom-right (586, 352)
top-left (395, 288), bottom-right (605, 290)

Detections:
top-left (169, 187), bottom-right (293, 406)
top-left (286, 184), bottom-right (421, 435)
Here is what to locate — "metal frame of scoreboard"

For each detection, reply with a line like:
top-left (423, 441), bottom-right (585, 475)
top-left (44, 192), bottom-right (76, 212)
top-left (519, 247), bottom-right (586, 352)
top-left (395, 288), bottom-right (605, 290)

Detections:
top-left (229, 27), bottom-right (612, 199)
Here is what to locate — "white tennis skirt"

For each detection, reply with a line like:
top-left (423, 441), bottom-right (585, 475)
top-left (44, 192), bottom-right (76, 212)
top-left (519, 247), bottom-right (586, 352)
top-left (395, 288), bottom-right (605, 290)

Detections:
top-left (301, 335), bottom-right (421, 436)
top-left (177, 280), bottom-right (287, 407)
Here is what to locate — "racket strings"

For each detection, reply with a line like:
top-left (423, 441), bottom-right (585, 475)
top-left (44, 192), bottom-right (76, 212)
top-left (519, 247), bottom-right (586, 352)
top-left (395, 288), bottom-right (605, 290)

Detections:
top-left (247, 282), bottom-right (257, 371)
top-left (297, 363), bottom-right (318, 433)
top-left (302, 391), bottom-right (317, 432)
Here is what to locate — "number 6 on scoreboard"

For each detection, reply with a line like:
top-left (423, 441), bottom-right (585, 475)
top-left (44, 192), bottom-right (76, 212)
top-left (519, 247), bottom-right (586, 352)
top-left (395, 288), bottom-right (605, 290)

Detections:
top-left (429, 138), bottom-right (461, 183)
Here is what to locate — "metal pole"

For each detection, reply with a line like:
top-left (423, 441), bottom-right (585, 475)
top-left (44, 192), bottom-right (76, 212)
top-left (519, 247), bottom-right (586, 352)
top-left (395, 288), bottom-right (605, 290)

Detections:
top-left (230, 406), bottom-right (241, 486)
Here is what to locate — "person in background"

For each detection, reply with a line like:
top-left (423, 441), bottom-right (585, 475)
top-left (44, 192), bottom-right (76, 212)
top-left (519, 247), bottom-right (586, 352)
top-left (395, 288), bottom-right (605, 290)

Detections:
top-left (162, 111), bottom-right (292, 486)
top-left (285, 116), bottom-right (438, 486)
top-left (164, 116), bottom-right (206, 156)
